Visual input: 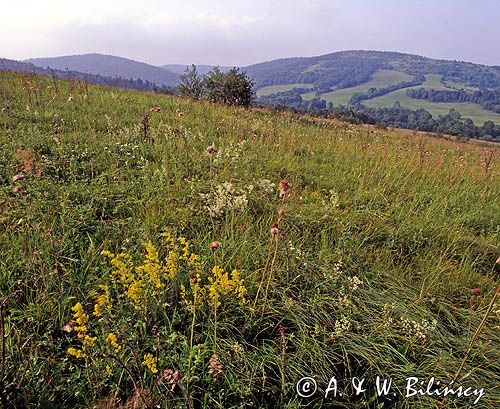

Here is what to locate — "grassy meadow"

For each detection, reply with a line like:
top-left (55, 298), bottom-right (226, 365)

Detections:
top-left (0, 71), bottom-right (499, 408)
top-left (304, 70), bottom-right (413, 106)
top-left (361, 74), bottom-right (500, 126)
top-left (256, 84), bottom-right (313, 98)
top-left (289, 70), bottom-right (500, 126)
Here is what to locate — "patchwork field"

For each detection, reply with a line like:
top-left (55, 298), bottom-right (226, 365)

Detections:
top-left (0, 71), bottom-right (499, 408)
top-left (256, 83), bottom-right (313, 97)
top-left (302, 70), bottom-right (414, 105)
top-left (365, 88), bottom-right (500, 126)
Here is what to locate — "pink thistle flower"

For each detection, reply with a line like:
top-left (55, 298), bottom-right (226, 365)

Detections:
top-left (270, 223), bottom-right (279, 236)
top-left (210, 241), bottom-right (222, 251)
top-left (279, 179), bottom-right (291, 198)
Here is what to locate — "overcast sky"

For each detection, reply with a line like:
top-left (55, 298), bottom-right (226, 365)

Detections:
top-left (1, 0), bottom-right (499, 67)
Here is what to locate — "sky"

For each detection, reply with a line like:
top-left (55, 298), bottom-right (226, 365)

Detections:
top-left (1, 0), bottom-right (499, 67)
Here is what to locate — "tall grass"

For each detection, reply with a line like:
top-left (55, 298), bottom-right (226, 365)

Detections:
top-left (0, 71), bottom-right (499, 408)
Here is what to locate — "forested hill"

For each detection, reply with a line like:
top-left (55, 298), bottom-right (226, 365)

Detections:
top-left (0, 58), bottom-right (172, 92)
top-left (250, 51), bottom-right (500, 139)
top-left (26, 54), bottom-right (180, 88)
top-left (246, 50), bottom-right (500, 90)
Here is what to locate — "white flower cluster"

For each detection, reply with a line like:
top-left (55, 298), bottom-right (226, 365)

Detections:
top-left (321, 189), bottom-right (340, 209)
top-left (400, 317), bottom-right (437, 342)
top-left (347, 276), bottom-right (362, 291)
top-left (382, 303), bottom-right (396, 329)
top-left (333, 316), bottom-right (351, 337)
top-left (200, 182), bottom-right (248, 218)
top-left (212, 140), bottom-right (248, 165)
top-left (288, 241), bottom-right (309, 268)
top-left (324, 261), bottom-right (343, 281)
top-left (230, 342), bottom-right (245, 358)
top-left (257, 179), bottom-right (276, 195)
top-left (337, 289), bottom-right (351, 309)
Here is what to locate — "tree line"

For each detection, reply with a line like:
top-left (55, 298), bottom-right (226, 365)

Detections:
top-left (178, 65), bottom-right (254, 107)
top-left (406, 88), bottom-right (500, 114)
top-left (256, 90), bottom-right (500, 141)
top-left (0, 58), bottom-right (173, 93)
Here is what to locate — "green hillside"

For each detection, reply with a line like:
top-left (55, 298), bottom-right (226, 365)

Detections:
top-left (303, 70), bottom-right (413, 105)
top-left (364, 89), bottom-right (500, 126)
top-left (1, 72), bottom-right (499, 408)
top-left (26, 53), bottom-right (180, 87)
top-left (248, 51), bottom-right (500, 127)
top-left (257, 83), bottom-right (313, 97)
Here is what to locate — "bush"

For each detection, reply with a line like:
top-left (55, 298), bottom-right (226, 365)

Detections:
top-left (202, 67), bottom-right (254, 107)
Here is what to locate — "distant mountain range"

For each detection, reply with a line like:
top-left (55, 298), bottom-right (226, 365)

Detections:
top-left (244, 50), bottom-right (500, 127)
top-left (0, 57), bottom-right (167, 92)
top-left (4, 50), bottom-right (500, 130)
top-left (25, 54), bottom-right (180, 87)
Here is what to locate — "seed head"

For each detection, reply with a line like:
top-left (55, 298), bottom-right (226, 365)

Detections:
top-left (163, 369), bottom-right (182, 391)
top-left (279, 179), bottom-right (291, 198)
top-left (207, 145), bottom-right (217, 154)
top-left (210, 241), bottom-right (222, 251)
top-left (12, 174), bottom-right (25, 183)
top-left (208, 354), bottom-right (223, 378)
top-left (270, 223), bottom-right (279, 236)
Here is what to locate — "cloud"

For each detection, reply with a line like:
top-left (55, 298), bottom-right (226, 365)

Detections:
top-left (0, 0), bottom-right (499, 66)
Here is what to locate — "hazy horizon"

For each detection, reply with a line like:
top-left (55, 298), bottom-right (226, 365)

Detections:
top-left (2, 0), bottom-right (500, 67)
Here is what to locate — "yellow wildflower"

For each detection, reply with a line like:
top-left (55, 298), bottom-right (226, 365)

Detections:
top-left (102, 251), bottom-right (135, 285)
top-left (93, 285), bottom-right (110, 317)
top-left (127, 280), bottom-right (145, 309)
top-left (83, 335), bottom-right (97, 347)
top-left (71, 302), bottom-right (88, 326)
top-left (142, 353), bottom-right (158, 374)
top-left (164, 250), bottom-right (178, 279)
top-left (161, 231), bottom-right (176, 250)
top-left (106, 332), bottom-right (121, 352)
top-left (67, 347), bottom-right (87, 359)
top-left (207, 266), bottom-right (247, 309)
top-left (71, 302), bottom-right (90, 339)
top-left (136, 241), bottom-right (163, 289)
top-left (178, 237), bottom-right (190, 261)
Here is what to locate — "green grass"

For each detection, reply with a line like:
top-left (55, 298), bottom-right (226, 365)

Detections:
top-left (299, 71), bottom-right (499, 126)
top-left (256, 83), bottom-right (313, 97)
top-left (303, 70), bottom-right (414, 105)
top-left (365, 86), bottom-right (500, 125)
top-left (364, 74), bottom-right (500, 125)
top-left (0, 71), bottom-right (499, 408)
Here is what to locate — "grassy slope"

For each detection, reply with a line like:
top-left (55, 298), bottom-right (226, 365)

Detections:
top-left (0, 72), bottom-right (499, 408)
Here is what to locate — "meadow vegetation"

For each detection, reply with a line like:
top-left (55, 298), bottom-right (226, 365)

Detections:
top-left (0, 71), bottom-right (499, 408)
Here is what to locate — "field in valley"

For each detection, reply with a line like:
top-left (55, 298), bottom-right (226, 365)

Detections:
top-left (256, 69), bottom-right (500, 127)
top-left (303, 70), bottom-right (414, 106)
top-left (0, 71), bottom-right (499, 408)
top-left (256, 83), bottom-right (313, 98)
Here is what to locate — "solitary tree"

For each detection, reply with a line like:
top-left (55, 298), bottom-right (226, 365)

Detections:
top-left (203, 67), bottom-right (254, 107)
top-left (178, 64), bottom-right (203, 99)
